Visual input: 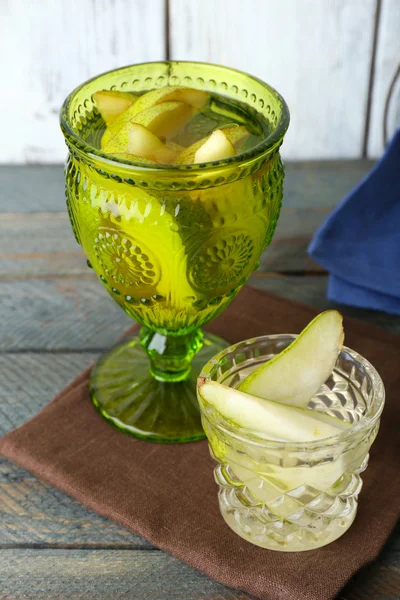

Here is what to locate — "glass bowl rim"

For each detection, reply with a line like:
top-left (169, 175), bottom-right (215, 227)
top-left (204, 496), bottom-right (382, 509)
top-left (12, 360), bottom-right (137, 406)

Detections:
top-left (198, 333), bottom-right (385, 450)
top-left (59, 60), bottom-right (290, 174)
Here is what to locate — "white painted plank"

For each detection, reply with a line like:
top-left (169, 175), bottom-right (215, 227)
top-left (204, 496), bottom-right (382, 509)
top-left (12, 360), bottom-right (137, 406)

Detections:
top-left (170, 0), bottom-right (375, 160)
top-left (368, 0), bottom-right (400, 157)
top-left (0, 0), bottom-right (165, 164)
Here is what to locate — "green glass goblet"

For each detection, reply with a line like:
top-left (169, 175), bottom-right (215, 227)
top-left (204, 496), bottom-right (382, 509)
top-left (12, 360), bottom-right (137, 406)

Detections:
top-left (60, 61), bottom-right (289, 443)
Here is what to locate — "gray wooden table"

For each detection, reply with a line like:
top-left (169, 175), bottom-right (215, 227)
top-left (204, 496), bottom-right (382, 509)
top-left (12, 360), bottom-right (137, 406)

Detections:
top-left (0, 162), bottom-right (399, 599)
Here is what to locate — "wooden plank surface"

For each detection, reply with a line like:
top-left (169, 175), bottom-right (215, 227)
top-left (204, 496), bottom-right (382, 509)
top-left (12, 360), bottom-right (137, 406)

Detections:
top-left (0, 0), bottom-right (165, 164)
top-left (0, 161), bottom-right (375, 278)
top-left (0, 279), bottom-right (129, 352)
top-left (0, 353), bottom-right (97, 435)
top-left (281, 161), bottom-right (374, 209)
top-left (170, 0), bottom-right (376, 160)
top-left (0, 546), bottom-right (399, 600)
top-left (0, 162), bottom-right (399, 600)
top-left (0, 459), bottom-right (148, 549)
top-left (0, 211), bottom-right (329, 278)
top-left (368, 0), bottom-right (400, 157)
top-left (1, 276), bottom-right (399, 354)
top-left (251, 275), bottom-right (400, 334)
top-left (0, 161), bottom-right (375, 214)
top-left (0, 352), bottom-right (147, 548)
top-left (0, 549), bottom-right (254, 600)
top-left (0, 166), bottom-right (65, 213)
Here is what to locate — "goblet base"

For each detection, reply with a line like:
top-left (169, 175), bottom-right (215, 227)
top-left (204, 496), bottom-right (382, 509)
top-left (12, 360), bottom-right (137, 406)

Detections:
top-left (90, 331), bottom-right (227, 443)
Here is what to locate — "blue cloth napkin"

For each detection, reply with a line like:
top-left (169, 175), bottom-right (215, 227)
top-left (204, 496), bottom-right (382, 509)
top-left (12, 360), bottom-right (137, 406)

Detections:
top-left (309, 128), bottom-right (400, 316)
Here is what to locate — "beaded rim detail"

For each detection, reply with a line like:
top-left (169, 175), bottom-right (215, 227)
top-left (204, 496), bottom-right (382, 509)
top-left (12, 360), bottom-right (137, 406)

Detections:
top-left (60, 61), bottom-right (290, 190)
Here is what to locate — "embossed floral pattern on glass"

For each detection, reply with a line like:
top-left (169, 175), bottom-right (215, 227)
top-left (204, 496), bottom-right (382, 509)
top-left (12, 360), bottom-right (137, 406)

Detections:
top-left (60, 62), bottom-right (289, 442)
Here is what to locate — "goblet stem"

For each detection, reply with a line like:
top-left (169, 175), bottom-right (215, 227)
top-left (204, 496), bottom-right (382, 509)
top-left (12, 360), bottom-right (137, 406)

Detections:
top-left (140, 327), bottom-right (204, 382)
top-left (90, 330), bottom-right (227, 442)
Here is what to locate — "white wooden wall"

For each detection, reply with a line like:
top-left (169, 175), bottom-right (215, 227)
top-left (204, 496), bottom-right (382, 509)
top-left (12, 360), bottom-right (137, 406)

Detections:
top-left (1, 0), bottom-right (399, 163)
top-left (0, 0), bottom-right (165, 164)
top-left (367, 0), bottom-right (400, 156)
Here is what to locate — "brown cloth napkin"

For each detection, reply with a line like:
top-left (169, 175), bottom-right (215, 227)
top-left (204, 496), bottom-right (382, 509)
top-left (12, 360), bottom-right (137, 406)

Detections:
top-left (1, 287), bottom-right (399, 600)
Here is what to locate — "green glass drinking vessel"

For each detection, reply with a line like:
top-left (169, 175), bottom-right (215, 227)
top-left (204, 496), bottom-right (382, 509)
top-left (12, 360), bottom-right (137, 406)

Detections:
top-left (60, 61), bottom-right (290, 443)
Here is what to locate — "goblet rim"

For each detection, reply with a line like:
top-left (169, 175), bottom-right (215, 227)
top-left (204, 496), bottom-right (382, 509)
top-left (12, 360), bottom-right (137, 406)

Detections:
top-left (60, 60), bottom-right (290, 175)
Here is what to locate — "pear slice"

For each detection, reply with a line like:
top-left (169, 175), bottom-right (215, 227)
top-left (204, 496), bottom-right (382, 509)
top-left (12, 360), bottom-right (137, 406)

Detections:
top-left (198, 379), bottom-right (350, 442)
top-left (193, 129), bottom-right (235, 163)
top-left (175, 125), bottom-right (250, 164)
top-left (103, 123), bottom-right (178, 164)
top-left (130, 86), bottom-right (209, 115)
top-left (240, 311), bottom-right (344, 408)
top-left (102, 101), bottom-right (194, 147)
top-left (133, 101), bottom-right (195, 138)
top-left (93, 90), bottom-right (136, 125)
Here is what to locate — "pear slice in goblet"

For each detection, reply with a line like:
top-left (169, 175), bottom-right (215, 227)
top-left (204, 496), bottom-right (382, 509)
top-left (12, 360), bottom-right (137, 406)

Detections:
top-left (174, 125), bottom-right (250, 164)
top-left (103, 123), bottom-right (179, 164)
top-left (102, 101), bottom-right (195, 147)
top-left (129, 86), bottom-right (209, 115)
top-left (193, 130), bottom-right (236, 163)
top-left (93, 90), bottom-right (137, 125)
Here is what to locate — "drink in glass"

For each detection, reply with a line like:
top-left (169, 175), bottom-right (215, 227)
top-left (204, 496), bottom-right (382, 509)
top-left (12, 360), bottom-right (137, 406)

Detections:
top-left (198, 335), bottom-right (385, 551)
top-left (60, 62), bottom-right (289, 442)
